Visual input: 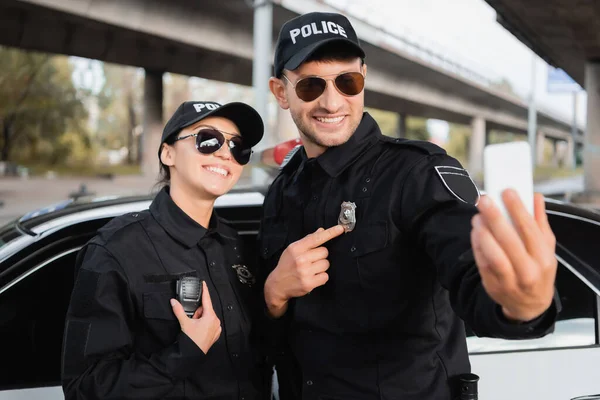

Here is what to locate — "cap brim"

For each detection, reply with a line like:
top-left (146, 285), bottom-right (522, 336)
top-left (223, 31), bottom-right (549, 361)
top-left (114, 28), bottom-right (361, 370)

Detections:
top-left (180, 102), bottom-right (264, 147)
top-left (284, 37), bottom-right (365, 73)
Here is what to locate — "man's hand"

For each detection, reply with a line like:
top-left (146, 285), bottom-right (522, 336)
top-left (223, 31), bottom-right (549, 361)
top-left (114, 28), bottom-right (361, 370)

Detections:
top-left (171, 281), bottom-right (222, 354)
top-left (471, 189), bottom-right (557, 322)
top-left (264, 225), bottom-right (345, 318)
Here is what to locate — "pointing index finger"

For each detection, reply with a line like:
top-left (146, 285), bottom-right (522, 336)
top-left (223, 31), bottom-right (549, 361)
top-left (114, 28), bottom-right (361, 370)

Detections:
top-left (302, 225), bottom-right (345, 250)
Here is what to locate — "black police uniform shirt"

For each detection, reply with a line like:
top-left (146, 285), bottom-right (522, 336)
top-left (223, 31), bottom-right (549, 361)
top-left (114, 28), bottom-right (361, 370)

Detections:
top-left (62, 187), bottom-right (265, 400)
top-left (258, 113), bottom-right (559, 400)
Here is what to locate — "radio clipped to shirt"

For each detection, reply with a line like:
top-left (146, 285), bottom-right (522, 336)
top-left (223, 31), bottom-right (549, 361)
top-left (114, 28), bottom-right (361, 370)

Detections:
top-left (176, 276), bottom-right (202, 317)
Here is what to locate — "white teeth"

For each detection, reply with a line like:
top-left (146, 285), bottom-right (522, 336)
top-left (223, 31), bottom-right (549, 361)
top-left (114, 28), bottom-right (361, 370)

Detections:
top-left (316, 116), bottom-right (344, 124)
top-left (204, 166), bottom-right (228, 177)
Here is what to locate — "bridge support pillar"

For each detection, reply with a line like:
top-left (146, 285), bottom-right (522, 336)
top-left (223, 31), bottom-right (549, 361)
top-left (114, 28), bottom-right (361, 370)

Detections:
top-left (397, 112), bottom-right (407, 138)
top-left (583, 62), bottom-right (600, 199)
top-left (469, 116), bottom-right (486, 180)
top-left (536, 131), bottom-right (546, 166)
top-left (142, 69), bottom-right (164, 179)
top-left (564, 136), bottom-right (575, 169)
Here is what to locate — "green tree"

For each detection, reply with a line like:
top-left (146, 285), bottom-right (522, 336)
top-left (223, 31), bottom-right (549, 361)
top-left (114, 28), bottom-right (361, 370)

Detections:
top-left (0, 47), bottom-right (89, 164)
top-left (95, 63), bottom-right (143, 164)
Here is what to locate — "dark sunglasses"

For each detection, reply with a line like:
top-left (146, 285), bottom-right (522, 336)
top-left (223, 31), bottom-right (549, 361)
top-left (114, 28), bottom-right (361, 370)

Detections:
top-left (282, 71), bottom-right (365, 102)
top-left (173, 127), bottom-right (252, 165)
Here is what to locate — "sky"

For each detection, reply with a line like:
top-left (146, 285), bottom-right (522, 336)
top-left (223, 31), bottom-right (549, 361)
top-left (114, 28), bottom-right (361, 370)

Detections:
top-left (325, 0), bottom-right (587, 127)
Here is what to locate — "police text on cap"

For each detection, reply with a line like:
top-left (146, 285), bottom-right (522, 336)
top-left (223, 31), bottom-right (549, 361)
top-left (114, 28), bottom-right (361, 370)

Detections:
top-left (289, 21), bottom-right (348, 44)
top-left (193, 103), bottom-right (220, 112)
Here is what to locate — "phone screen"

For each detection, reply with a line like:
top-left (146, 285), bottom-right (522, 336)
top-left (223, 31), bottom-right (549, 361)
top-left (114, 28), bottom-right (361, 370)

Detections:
top-left (483, 141), bottom-right (534, 222)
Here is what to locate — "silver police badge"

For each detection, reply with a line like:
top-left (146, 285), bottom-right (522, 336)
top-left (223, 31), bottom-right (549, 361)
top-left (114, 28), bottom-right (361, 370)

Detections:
top-left (231, 264), bottom-right (255, 287)
top-left (338, 201), bottom-right (357, 233)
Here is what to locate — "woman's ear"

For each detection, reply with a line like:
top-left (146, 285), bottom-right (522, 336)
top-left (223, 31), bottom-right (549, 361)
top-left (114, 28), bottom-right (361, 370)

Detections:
top-left (160, 143), bottom-right (175, 167)
top-left (269, 77), bottom-right (289, 110)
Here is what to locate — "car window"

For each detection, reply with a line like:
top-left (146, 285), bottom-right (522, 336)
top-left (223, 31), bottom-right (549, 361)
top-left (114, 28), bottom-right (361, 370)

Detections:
top-left (466, 262), bottom-right (599, 353)
top-left (0, 221), bottom-right (21, 251)
top-left (0, 248), bottom-right (79, 389)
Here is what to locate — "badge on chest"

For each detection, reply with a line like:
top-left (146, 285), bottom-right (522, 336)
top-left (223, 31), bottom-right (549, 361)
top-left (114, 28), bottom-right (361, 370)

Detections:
top-left (232, 264), bottom-right (256, 287)
top-left (338, 201), bottom-right (357, 233)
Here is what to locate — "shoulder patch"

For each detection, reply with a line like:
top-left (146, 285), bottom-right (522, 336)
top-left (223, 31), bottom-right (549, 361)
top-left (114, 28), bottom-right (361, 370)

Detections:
top-left (435, 166), bottom-right (480, 205)
top-left (280, 145), bottom-right (303, 170)
top-left (379, 136), bottom-right (446, 156)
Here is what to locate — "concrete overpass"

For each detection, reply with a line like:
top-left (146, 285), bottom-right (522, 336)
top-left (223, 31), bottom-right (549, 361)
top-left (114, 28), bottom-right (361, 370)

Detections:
top-left (0, 0), bottom-right (582, 177)
top-left (484, 0), bottom-right (600, 200)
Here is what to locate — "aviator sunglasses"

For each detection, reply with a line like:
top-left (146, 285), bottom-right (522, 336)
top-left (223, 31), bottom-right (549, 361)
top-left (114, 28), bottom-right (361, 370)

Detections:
top-left (172, 127), bottom-right (253, 165)
top-left (282, 71), bottom-right (365, 102)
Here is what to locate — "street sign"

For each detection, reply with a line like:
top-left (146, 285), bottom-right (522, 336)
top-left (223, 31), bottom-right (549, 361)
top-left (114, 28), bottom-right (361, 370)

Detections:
top-left (547, 67), bottom-right (582, 93)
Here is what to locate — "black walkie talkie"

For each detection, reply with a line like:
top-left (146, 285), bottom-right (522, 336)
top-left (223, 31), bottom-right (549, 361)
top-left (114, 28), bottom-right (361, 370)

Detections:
top-left (176, 276), bottom-right (202, 317)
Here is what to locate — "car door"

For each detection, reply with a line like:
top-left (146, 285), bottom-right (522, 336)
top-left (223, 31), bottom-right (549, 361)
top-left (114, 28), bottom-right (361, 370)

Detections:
top-left (0, 218), bottom-right (110, 400)
top-left (467, 201), bottom-right (600, 400)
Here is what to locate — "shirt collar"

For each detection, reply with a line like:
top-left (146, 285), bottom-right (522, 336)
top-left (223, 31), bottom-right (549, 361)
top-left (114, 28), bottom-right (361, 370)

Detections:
top-left (150, 187), bottom-right (226, 248)
top-left (316, 112), bottom-right (379, 177)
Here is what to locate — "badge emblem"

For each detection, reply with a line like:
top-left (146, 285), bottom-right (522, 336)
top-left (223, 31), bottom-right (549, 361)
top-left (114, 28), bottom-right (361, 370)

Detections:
top-left (434, 166), bottom-right (480, 206)
top-left (338, 201), bottom-right (357, 233)
top-left (231, 264), bottom-right (255, 287)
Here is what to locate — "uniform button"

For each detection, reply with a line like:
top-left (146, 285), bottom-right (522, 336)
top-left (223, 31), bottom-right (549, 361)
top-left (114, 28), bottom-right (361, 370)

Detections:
top-left (232, 353), bottom-right (239, 358)
top-left (210, 261), bottom-right (216, 267)
top-left (365, 177), bottom-right (371, 183)
top-left (306, 380), bottom-right (313, 386)
top-left (350, 246), bottom-right (356, 252)
top-left (227, 304), bottom-right (234, 311)
top-left (263, 247), bottom-right (268, 255)
top-left (312, 195), bottom-right (318, 201)
top-left (362, 187), bottom-right (368, 192)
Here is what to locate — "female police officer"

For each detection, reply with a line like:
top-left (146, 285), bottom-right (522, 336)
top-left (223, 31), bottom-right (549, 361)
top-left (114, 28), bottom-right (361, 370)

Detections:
top-left (61, 101), bottom-right (266, 399)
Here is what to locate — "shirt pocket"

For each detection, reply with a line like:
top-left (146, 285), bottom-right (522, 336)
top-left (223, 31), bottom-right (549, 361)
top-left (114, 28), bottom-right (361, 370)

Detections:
top-left (143, 291), bottom-right (177, 320)
top-left (143, 291), bottom-right (180, 345)
top-left (350, 220), bottom-right (388, 258)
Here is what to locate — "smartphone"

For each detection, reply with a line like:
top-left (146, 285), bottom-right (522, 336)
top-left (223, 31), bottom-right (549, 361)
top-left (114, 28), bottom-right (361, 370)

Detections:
top-left (483, 141), bottom-right (534, 223)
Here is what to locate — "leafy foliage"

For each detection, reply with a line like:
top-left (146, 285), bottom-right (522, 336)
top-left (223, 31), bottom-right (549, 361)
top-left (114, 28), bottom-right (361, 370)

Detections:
top-left (0, 47), bottom-right (89, 164)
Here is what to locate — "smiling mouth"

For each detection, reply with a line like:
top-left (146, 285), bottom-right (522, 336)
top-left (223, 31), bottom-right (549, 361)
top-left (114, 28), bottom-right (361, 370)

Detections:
top-left (314, 116), bottom-right (345, 124)
top-left (203, 166), bottom-right (230, 177)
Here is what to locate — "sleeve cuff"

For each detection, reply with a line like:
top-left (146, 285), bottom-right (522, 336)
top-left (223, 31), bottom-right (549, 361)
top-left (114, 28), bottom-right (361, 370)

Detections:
top-left (493, 290), bottom-right (561, 338)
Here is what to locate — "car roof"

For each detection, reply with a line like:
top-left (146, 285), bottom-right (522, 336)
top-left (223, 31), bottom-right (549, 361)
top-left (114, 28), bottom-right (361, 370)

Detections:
top-left (0, 190), bottom-right (266, 263)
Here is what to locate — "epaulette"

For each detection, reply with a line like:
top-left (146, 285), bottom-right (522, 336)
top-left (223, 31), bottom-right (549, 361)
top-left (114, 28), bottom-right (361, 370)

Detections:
top-left (378, 136), bottom-right (447, 156)
top-left (90, 211), bottom-right (148, 245)
top-left (280, 145), bottom-right (303, 171)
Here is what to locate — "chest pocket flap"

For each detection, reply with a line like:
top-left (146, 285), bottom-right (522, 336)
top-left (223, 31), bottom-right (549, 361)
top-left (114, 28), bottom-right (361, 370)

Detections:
top-left (351, 221), bottom-right (388, 257)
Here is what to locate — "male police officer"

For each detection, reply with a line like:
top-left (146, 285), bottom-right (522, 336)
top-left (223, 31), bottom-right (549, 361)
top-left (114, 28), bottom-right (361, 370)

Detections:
top-left (258, 11), bottom-right (560, 400)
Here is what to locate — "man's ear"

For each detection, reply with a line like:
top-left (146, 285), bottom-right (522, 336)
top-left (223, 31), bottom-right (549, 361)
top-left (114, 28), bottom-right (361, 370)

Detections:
top-left (160, 143), bottom-right (175, 167)
top-left (269, 76), bottom-right (290, 110)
